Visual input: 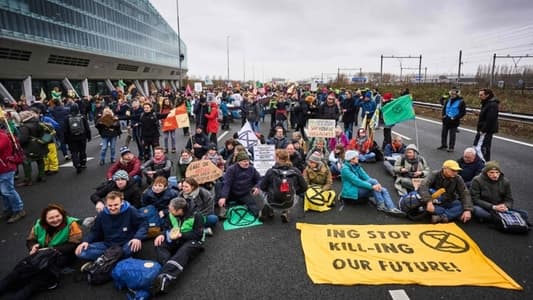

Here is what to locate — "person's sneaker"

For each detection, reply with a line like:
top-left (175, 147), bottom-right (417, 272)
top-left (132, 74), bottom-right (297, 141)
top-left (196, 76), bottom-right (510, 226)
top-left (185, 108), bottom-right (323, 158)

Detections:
top-left (7, 210), bottom-right (26, 224)
top-left (281, 212), bottom-right (289, 223)
top-left (376, 204), bottom-right (387, 212)
top-left (447, 148), bottom-right (454, 152)
top-left (80, 261), bottom-right (93, 272)
top-left (437, 146), bottom-right (447, 150)
top-left (204, 227), bottom-right (213, 236)
top-left (431, 214), bottom-right (449, 224)
top-left (16, 180), bottom-right (32, 187)
top-left (218, 207), bottom-right (227, 220)
top-left (386, 208), bottom-right (406, 217)
top-left (76, 167), bottom-right (83, 174)
top-left (171, 148), bottom-right (176, 153)
top-left (151, 274), bottom-right (171, 295)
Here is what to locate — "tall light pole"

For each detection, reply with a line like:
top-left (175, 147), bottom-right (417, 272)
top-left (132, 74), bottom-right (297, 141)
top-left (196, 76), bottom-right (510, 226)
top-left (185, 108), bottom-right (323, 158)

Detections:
top-left (226, 36), bottom-right (230, 81)
top-left (176, 0), bottom-right (182, 89)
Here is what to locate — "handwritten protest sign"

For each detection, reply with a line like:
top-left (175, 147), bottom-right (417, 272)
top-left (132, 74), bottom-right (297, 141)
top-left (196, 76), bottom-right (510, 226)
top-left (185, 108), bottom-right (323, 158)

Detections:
top-left (296, 223), bottom-right (521, 290)
top-left (185, 160), bottom-right (223, 184)
top-left (307, 119), bottom-right (336, 138)
top-left (253, 145), bottom-right (275, 176)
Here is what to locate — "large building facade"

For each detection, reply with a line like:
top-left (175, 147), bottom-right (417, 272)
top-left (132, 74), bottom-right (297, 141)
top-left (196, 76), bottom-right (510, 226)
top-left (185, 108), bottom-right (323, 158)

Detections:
top-left (0, 0), bottom-right (186, 98)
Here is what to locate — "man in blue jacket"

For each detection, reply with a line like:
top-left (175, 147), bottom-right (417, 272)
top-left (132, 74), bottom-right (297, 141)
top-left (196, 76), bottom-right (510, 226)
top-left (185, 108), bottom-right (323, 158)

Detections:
top-left (75, 191), bottom-right (148, 260)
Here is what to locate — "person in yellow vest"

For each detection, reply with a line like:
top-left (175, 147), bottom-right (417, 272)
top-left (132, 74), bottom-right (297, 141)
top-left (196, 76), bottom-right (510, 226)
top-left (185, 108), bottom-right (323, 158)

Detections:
top-left (152, 197), bottom-right (204, 294)
top-left (0, 204), bottom-right (82, 298)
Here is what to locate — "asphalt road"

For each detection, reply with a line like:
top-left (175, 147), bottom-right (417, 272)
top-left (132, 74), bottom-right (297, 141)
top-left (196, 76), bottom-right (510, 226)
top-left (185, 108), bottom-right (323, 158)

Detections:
top-left (0, 115), bottom-right (531, 300)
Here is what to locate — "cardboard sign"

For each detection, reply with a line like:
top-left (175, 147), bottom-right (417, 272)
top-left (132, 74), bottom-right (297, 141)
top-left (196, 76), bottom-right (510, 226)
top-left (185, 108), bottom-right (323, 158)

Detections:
top-left (296, 223), bottom-right (522, 290)
top-left (185, 160), bottom-right (223, 184)
top-left (194, 82), bottom-right (203, 92)
top-left (307, 119), bottom-right (336, 138)
top-left (252, 144), bottom-right (275, 176)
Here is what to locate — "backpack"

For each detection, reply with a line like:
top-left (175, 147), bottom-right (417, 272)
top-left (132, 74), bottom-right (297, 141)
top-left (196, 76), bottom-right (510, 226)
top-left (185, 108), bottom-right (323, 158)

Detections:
top-left (491, 210), bottom-right (531, 234)
top-left (13, 248), bottom-right (62, 280)
top-left (398, 191), bottom-right (427, 221)
top-left (81, 245), bottom-right (124, 285)
top-left (139, 205), bottom-right (163, 238)
top-left (68, 114), bottom-right (85, 136)
top-left (111, 258), bottom-right (161, 300)
top-left (268, 168), bottom-right (297, 209)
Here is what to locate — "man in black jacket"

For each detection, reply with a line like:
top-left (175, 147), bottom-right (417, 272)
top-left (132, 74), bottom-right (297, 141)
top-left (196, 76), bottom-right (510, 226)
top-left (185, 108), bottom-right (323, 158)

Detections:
top-left (64, 104), bottom-right (91, 173)
top-left (473, 88), bottom-right (499, 161)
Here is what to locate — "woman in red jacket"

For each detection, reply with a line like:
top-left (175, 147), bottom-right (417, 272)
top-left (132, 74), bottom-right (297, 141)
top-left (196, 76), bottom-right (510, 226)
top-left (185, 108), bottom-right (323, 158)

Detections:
top-left (204, 101), bottom-right (219, 145)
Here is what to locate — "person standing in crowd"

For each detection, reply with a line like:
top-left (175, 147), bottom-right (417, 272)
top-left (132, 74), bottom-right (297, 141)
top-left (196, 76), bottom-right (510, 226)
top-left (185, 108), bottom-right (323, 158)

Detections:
top-left (474, 88), bottom-right (499, 161)
top-left (341, 90), bottom-right (356, 139)
top-left (204, 101), bottom-right (219, 145)
top-left (418, 160), bottom-right (472, 224)
top-left (0, 204), bottom-right (82, 298)
top-left (292, 94), bottom-right (309, 140)
top-left (64, 103), bottom-right (91, 174)
top-left (160, 98), bottom-right (176, 154)
top-left (17, 110), bottom-right (48, 186)
top-left (0, 121), bottom-right (26, 223)
top-left (96, 107), bottom-right (121, 165)
top-left (471, 161), bottom-right (529, 223)
top-left (128, 99), bottom-right (145, 159)
top-left (358, 91), bottom-right (376, 128)
top-left (318, 93), bottom-right (340, 122)
top-left (267, 126), bottom-right (289, 149)
top-left (193, 97), bottom-right (209, 130)
top-left (438, 89), bottom-right (466, 152)
top-left (50, 99), bottom-right (71, 160)
top-left (139, 102), bottom-right (166, 161)
top-left (243, 93), bottom-right (261, 132)
top-left (274, 94), bottom-right (289, 130)
top-left (457, 147), bottom-right (485, 188)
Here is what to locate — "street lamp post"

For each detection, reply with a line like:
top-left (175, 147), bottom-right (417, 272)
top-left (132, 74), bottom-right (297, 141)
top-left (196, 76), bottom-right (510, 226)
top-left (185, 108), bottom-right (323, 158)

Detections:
top-left (226, 36), bottom-right (230, 82)
top-left (176, 0), bottom-right (182, 90)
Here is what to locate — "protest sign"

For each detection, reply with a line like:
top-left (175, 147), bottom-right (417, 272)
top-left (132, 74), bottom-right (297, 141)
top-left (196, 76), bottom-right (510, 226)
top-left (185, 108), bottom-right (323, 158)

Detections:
top-left (307, 119), bottom-right (336, 138)
top-left (253, 144), bottom-right (275, 176)
top-left (194, 82), bottom-right (203, 92)
top-left (185, 160), bottom-right (223, 184)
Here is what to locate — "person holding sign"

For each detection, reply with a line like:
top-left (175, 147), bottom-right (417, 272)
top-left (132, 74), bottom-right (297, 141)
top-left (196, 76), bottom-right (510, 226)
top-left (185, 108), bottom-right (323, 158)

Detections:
top-left (340, 150), bottom-right (404, 216)
top-left (418, 160), bottom-right (473, 224)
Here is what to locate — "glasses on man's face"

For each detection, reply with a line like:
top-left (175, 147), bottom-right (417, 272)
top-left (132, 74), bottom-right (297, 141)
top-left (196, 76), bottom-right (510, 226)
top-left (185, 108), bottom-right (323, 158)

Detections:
top-left (327, 98), bottom-right (335, 100)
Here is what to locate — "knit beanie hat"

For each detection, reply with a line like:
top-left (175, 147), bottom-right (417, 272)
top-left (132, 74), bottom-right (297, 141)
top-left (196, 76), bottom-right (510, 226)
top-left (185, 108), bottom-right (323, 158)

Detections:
top-left (308, 151), bottom-right (323, 164)
top-left (236, 152), bottom-right (250, 162)
top-left (483, 160), bottom-right (501, 173)
top-left (112, 170), bottom-right (129, 181)
top-left (344, 150), bottom-right (359, 161)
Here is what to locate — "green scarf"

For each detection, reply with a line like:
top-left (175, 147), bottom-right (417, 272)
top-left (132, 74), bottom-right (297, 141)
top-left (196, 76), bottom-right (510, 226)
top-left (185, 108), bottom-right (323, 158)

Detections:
top-left (34, 216), bottom-right (78, 247)
top-left (168, 213), bottom-right (195, 234)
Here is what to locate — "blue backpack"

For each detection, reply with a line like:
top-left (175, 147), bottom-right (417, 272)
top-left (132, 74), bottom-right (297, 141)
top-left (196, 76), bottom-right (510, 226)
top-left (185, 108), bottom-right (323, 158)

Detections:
top-left (112, 258), bottom-right (161, 300)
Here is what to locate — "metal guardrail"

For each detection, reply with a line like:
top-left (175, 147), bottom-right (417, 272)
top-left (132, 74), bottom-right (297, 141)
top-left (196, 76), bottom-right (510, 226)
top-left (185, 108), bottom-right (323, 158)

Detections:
top-left (413, 101), bottom-right (533, 124)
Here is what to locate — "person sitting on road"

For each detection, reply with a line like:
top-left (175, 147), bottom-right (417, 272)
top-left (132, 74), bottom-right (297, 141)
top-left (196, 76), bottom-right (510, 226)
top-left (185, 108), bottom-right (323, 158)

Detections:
top-left (328, 126), bottom-right (349, 152)
top-left (151, 197), bottom-right (204, 295)
top-left (0, 204), bottom-right (82, 299)
top-left (219, 138), bottom-right (236, 161)
top-left (141, 146), bottom-right (172, 185)
top-left (217, 152), bottom-right (262, 219)
top-left (260, 149), bottom-right (307, 223)
top-left (287, 143), bottom-right (305, 172)
top-left (142, 176), bottom-right (178, 216)
top-left (471, 161), bottom-right (529, 223)
top-left (303, 151), bottom-right (333, 192)
top-left (107, 146), bottom-right (142, 186)
top-left (175, 149), bottom-right (196, 188)
top-left (186, 126), bottom-right (209, 160)
top-left (328, 144), bottom-right (345, 179)
top-left (393, 144), bottom-right (430, 196)
top-left (76, 191), bottom-right (147, 261)
top-left (418, 160), bottom-right (473, 224)
top-left (90, 170), bottom-right (142, 211)
top-left (202, 143), bottom-right (225, 172)
top-left (225, 144), bottom-right (249, 169)
top-left (306, 137), bottom-right (329, 162)
top-left (383, 135), bottom-right (406, 176)
top-left (457, 147), bottom-right (485, 188)
top-left (291, 131), bottom-right (308, 157)
top-left (340, 150), bottom-right (404, 216)
top-left (267, 125), bottom-right (289, 149)
top-left (347, 127), bottom-right (376, 163)
top-left (179, 177), bottom-right (217, 235)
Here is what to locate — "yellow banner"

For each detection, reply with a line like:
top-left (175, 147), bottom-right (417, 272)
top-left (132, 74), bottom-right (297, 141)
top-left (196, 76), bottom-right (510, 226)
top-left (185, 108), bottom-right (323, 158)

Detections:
top-left (296, 223), bottom-right (522, 290)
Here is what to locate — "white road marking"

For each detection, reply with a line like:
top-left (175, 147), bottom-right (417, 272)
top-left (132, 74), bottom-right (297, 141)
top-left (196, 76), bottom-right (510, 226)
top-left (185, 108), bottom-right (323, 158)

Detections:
top-left (218, 131), bottom-right (229, 141)
top-left (415, 116), bottom-right (533, 148)
top-left (389, 289), bottom-right (410, 300)
top-left (391, 131), bottom-right (412, 141)
top-left (59, 157), bottom-right (94, 167)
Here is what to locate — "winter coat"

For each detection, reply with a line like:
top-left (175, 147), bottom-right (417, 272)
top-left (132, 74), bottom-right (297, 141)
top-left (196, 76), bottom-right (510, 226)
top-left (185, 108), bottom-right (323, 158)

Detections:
top-left (179, 187), bottom-right (214, 217)
top-left (292, 99), bottom-right (308, 126)
top-left (139, 111), bottom-right (163, 138)
top-left (442, 96), bottom-right (466, 127)
top-left (19, 119), bottom-right (48, 159)
top-left (96, 115), bottom-right (121, 138)
top-left (303, 163), bottom-right (333, 191)
top-left (142, 188), bottom-right (178, 211)
top-left (159, 207), bottom-right (204, 244)
top-left (186, 133), bottom-right (209, 159)
top-left (243, 101), bottom-right (260, 123)
top-left (260, 163), bottom-right (308, 199)
top-left (318, 103), bottom-right (339, 120)
top-left (477, 98), bottom-right (499, 134)
top-left (220, 163), bottom-right (261, 198)
top-left (90, 180), bottom-right (142, 208)
top-left (341, 96), bottom-right (356, 123)
top-left (64, 111), bottom-right (91, 143)
top-left (0, 129), bottom-right (18, 174)
top-left (340, 163), bottom-right (373, 201)
top-left (328, 134), bottom-right (349, 152)
top-left (267, 136), bottom-right (289, 149)
top-left (141, 157), bottom-right (172, 178)
top-left (84, 201), bottom-right (147, 246)
top-left (107, 158), bottom-right (142, 180)
top-left (471, 172), bottom-right (513, 210)
top-left (457, 156), bottom-right (485, 184)
top-left (419, 170), bottom-right (473, 210)
top-left (204, 104), bottom-right (219, 134)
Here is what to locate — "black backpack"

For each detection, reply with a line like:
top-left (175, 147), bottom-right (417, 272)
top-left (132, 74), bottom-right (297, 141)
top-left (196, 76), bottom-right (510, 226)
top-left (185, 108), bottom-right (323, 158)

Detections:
top-left (268, 168), bottom-right (297, 209)
top-left (81, 245), bottom-right (123, 285)
top-left (68, 114), bottom-right (85, 136)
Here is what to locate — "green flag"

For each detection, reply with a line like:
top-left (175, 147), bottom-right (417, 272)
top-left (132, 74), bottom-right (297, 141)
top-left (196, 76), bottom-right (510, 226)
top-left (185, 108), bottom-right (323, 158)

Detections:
top-left (382, 94), bottom-right (416, 126)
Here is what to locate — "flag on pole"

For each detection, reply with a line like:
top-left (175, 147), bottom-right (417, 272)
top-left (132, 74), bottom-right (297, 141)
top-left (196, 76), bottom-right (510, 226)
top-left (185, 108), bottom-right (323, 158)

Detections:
top-left (382, 94), bottom-right (416, 126)
top-left (185, 84), bottom-right (193, 96)
top-left (40, 88), bottom-right (47, 101)
top-left (237, 121), bottom-right (259, 148)
top-left (369, 104), bottom-right (381, 129)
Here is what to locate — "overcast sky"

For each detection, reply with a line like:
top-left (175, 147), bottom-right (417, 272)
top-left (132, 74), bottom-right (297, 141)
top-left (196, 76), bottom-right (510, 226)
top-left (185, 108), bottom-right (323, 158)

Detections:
top-left (151, 0), bottom-right (533, 82)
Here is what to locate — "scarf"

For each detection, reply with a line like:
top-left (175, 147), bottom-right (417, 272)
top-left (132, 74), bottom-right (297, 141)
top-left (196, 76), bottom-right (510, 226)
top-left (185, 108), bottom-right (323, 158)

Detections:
top-left (182, 187), bottom-right (200, 200)
top-left (179, 156), bottom-right (193, 165)
top-left (153, 155), bottom-right (165, 164)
